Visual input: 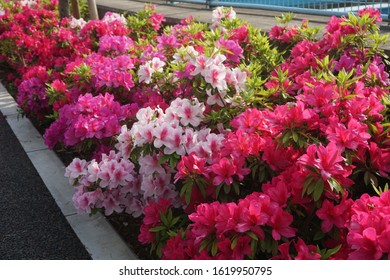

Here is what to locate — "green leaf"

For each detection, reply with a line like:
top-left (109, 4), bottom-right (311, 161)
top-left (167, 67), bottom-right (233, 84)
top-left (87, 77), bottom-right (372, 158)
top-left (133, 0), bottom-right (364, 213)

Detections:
top-left (313, 180), bottom-right (324, 201)
top-left (185, 186), bottom-right (193, 205)
top-left (368, 123), bottom-right (379, 134)
top-left (250, 239), bottom-right (258, 258)
top-left (167, 230), bottom-right (177, 237)
top-left (232, 182), bottom-right (240, 195)
top-left (149, 225), bottom-right (165, 233)
top-left (199, 239), bottom-right (211, 253)
top-left (216, 184), bottom-right (223, 199)
top-left (281, 130), bottom-right (292, 144)
top-left (156, 242), bottom-right (163, 258)
top-left (159, 213), bottom-right (169, 227)
top-left (231, 235), bottom-right (239, 250)
top-left (321, 244), bottom-right (342, 260)
top-left (313, 230), bottom-right (326, 241)
top-left (167, 209), bottom-right (173, 224)
top-left (307, 179), bottom-right (318, 195)
top-left (302, 176), bottom-right (314, 196)
top-left (292, 130), bottom-right (298, 142)
top-left (246, 231), bottom-right (259, 241)
top-left (180, 180), bottom-right (193, 197)
top-left (158, 154), bottom-right (170, 165)
top-left (328, 177), bottom-right (343, 193)
top-left (211, 241), bottom-right (218, 256)
top-left (223, 184), bottom-right (231, 194)
top-left (169, 156), bottom-right (178, 169)
top-left (198, 183), bottom-right (207, 198)
top-left (171, 216), bottom-right (181, 226)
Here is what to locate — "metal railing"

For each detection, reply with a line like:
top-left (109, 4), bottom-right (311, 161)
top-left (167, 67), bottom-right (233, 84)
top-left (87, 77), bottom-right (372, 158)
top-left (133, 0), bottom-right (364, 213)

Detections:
top-left (166, 0), bottom-right (390, 21)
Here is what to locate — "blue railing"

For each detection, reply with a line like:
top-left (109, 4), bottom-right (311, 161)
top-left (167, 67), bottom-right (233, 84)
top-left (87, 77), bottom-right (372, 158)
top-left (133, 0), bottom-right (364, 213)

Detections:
top-left (167, 0), bottom-right (390, 21)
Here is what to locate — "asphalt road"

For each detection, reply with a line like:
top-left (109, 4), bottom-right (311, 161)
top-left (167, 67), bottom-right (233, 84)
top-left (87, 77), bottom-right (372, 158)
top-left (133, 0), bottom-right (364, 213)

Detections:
top-left (0, 112), bottom-right (91, 260)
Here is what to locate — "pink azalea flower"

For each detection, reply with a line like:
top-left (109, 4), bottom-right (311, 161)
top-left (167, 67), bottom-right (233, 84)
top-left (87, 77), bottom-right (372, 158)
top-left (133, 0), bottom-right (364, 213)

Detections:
top-left (150, 57), bottom-right (165, 72)
top-left (229, 67), bottom-right (247, 93)
top-left (268, 208), bottom-right (296, 240)
top-left (235, 195), bottom-right (270, 238)
top-left (102, 11), bottom-right (127, 25)
top-left (139, 154), bottom-right (165, 176)
top-left (334, 53), bottom-right (356, 72)
top-left (297, 81), bottom-right (337, 114)
top-left (358, 7), bottom-right (382, 23)
top-left (153, 122), bottom-right (178, 148)
top-left (218, 38), bottom-right (243, 64)
top-left (369, 142), bottom-right (390, 177)
top-left (211, 157), bottom-right (237, 186)
top-left (203, 64), bottom-right (227, 92)
top-left (231, 235), bottom-right (252, 260)
top-left (325, 117), bottom-right (371, 151)
top-left (162, 234), bottom-right (190, 260)
top-left (230, 108), bottom-right (273, 135)
top-left (214, 202), bottom-right (240, 236)
top-left (229, 24), bottom-right (249, 43)
top-left (316, 199), bottom-right (353, 232)
top-left (139, 198), bottom-right (172, 244)
top-left (272, 242), bottom-right (293, 260)
top-left (86, 159), bottom-right (100, 182)
top-left (191, 54), bottom-right (213, 76)
top-left (69, 16), bottom-right (86, 29)
top-left (174, 152), bottom-right (208, 183)
top-left (65, 158), bottom-right (88, 182)
top-left (378, 230), bottom-right (390, 255)
top-left (141, 172), bottom-right (176, 200)
top-left (98, 156), bottom-right (135, 189)
top-left (294, 238), bottom-right (321, 260)
top-left (222, 130), bottom-right (263, 158)
top-left (262, 177), bottom-right (291, 208)
top-left (189, 202), bottom-right (220, 245)
top-left (262, 137), bottom-right (300, 172)
top-left (138, 63), bottom-right (154, 84)
top-left (73, 188), bottom-right (105, 213)
top-left (347, 227), bottom-right (383, 260)
top-left (269, 25), bottom-right (299, 42)
top-left (131, 122), bottom-right (155, 146)
top-left (162, 126), bottom-right (185, 156)
top-left (143, 198), bottom-right (172, 226)
top-left (149, 12), bottom-right (165, 30)
top-left (211, 7), bottom-right (236, 24)
top-left (298, 142), bottom-right (352, 183)
top-left (176, 99), bottom-right (205, 127)
top-left (206, 89), bottom-right (227, 107)
top-left (102, 193), bottom-right (122, 216)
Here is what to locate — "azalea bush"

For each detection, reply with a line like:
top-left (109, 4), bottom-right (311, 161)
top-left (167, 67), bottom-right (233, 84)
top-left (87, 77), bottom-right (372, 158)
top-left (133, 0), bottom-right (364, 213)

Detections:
top-left (1, 0), bottom-right (390, 260)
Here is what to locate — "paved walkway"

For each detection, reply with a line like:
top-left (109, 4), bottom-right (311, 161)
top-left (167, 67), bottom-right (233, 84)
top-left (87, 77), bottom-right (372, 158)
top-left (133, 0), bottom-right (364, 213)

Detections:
top-left (0, 110), bottom-right (91, 260)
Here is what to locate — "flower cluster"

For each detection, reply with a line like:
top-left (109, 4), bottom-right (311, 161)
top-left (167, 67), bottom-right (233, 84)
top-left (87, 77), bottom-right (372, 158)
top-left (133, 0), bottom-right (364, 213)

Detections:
top-left (162, 192), bottom-right (296, 259)
top-left (346, 191), bottom-right (390, 259)
top-left (65, 151), bottom-right (142, 216)
top-left (43, 93), bottom-right (131, 150)
top-left (1, 2), bottom-right (389, 260)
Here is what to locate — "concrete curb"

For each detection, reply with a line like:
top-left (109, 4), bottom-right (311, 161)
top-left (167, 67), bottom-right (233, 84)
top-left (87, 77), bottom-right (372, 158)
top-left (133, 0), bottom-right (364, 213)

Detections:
top-left (0, 82), bottom-right (138, 260)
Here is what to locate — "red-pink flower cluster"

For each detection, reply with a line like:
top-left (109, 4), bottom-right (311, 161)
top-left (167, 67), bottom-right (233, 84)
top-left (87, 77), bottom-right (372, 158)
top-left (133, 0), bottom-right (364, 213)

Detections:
top-left (347, 191), bottom-right (390, 259)
top-left (162, 192), bottom-right (296, 259)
